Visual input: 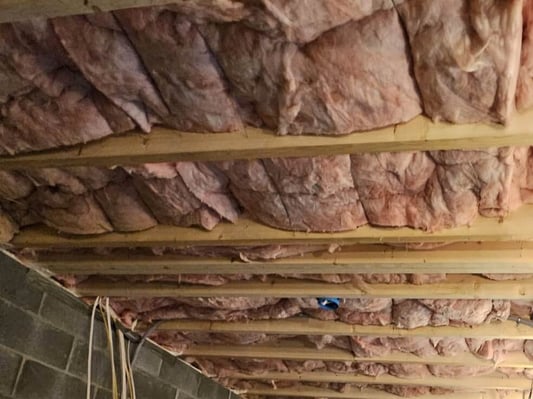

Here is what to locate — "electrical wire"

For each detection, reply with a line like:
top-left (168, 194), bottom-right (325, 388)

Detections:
top-left (126, 339), bottom-right (136, 399)
top-left (105, 298), bottom-right (119, 399)
top-left (100, 298), bottom-right (139, 399)
top-left (88, 299), bottom-right (165, 399)
top-left (508, 315), bottom-right (533, 328)
top-left (131, 320), bottom-right (163, 366)
top-left (117, 329), bottom-right (127, 399)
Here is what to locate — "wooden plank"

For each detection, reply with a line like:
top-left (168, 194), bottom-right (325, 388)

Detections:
top-left (36, 242), bottom-right (533, 276)
top-left (154, 319), bottom-right (533, 339)
top-left (225, 371), bottom-right (532, 390)
top-left (3, 109), bottom-right (533, 169)
top-left (182, 341), bottom-right (533, 369)
top-left (10, 205), bottom-right (533, 248)
top-left (245, 386), bottom-right (516, 399)
top-left (0, 0), bottom-right (175, 23)
top-left (73, 274), bottom-right (533, 300)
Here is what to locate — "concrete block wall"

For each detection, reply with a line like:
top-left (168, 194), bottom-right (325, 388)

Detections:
top-left (0, 253), bottom-right (240, 399)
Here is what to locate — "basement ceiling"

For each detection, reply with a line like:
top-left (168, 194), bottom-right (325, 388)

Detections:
top-left (0, 1), bottom-right (533, 399)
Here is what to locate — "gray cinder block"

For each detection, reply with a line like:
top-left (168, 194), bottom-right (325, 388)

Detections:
top-left (14, 361), bottom-right (85, 399)
top-left (0, 347), bottom-right (22, 396)
top-left (0, 300), bottom-right (74, 369)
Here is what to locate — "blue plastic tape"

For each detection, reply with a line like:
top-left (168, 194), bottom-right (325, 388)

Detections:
top-left (317, 297), bottom-right (341, 311)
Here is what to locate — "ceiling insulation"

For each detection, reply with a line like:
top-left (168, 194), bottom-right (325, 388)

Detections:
top-left (1, 149), bottom-right (532, 243)
top-left (1, 0), bottom-right (533, 398)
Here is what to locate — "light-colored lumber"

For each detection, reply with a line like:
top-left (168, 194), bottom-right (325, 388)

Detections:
top-left (154, 318), bottom-right (533, 339)
top-left (225, 371), bottom-right (532, 390)
top-left (35, 242), bottom-right (533, 275)
top-left (182, 341), bottom-right (533, 368)
top-left (245, 386), bottom-right (519, 399)
top-left (0, 0), bottom-right (174, 23)
top-left (3, 110), bottom-right (533, 168)
top-left (10, 205), bottom-right (533, 248)
top-left (73, 274), bottom-right (533, 300)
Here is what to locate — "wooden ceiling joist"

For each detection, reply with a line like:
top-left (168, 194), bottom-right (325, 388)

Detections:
top-left (225, 371), bottom-right (532, 390)
top-left (0, 106), bottom-right (533, 169)
top-left (2, 111), bottom-right (533, 169)
top-left (182, 342), bottom-right (533, 369)
top-left (154, 319), bottom-right (533, 339)
top-left (245, 386), bottom-right (522, 399)
top-left (73, 275), bottom-right (533, 300)
top-left (36, 242), bottom-right (533, 276)
top-left (10, 206), bottom-right (533, 248)
top-left (0, 0), bottom-right (175, 24)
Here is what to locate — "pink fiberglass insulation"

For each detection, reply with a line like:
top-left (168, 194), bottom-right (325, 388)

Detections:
top-left (0, 147), bottom-right (531, 241)
top-left (0, 1), bottom-right (532, 154)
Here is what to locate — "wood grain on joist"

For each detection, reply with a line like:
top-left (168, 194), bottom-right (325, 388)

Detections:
top-left (224, 371), bottom-right (532, 390)
top-left (0, 0), bottom-right (174, 23)
top-left (183, 341), bottom-right (533, 368)
top-left (245, 386), bottom-right (522, 399)
top-left (73, 275), bottom-right (533, 300)
top-left (2, 111), bottom-right (533, 169)
top-left (36, 242), bottom-right (533, 276)
top-left (10, 206), bottom-right (533, 248)
top-left (153, 319), bottom-right (533, 339)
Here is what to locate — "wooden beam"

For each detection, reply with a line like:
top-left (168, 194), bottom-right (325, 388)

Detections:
top-left (225, 371), bottom-right (532, 390)
top-left (182, 341), bottom-right (533, 369)
top-left (3, 109), bottom-right (533, 169)
top-left (154, 318), bottom-right (533, 339)
top-left (0, 0), bottom-right (175, 23)
top-left (73, 275), bottom-right (533, 300)
top-left (35, 242), bottom-right (533, 276)
top-left (245, 386), bottom-right (519, 399)
top-left (10, 206), bottom-right (533, 248)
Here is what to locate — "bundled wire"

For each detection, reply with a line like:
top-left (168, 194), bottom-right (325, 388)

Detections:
top-left (117, 328), bottom-right (136, 399)
top-left (100, 298), bottom-right (119, 398)
top-left (87, 297), bottom-right (137, 399)
top-left (86, 297), bottom-right (101, 399)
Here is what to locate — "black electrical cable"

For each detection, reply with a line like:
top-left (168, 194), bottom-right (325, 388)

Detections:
top-left (508, 315), bottom-right (533, 328)
top-left (131, 320), bottom-right (163, 365)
